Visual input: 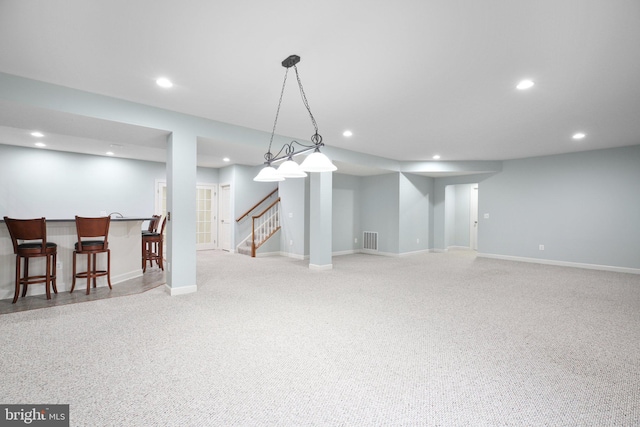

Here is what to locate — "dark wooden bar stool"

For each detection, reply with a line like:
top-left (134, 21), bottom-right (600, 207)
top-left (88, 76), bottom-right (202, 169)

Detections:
top-left (142, 215), bottom-right (167, 272)
top-left (142, 214), bottom-right (161, 236)
top-left (71, 216), bottom-right (111, 295)
top-left (141, 214), bottom-right (161, 270)
top-left (3, 216), bottom-right (58, 304)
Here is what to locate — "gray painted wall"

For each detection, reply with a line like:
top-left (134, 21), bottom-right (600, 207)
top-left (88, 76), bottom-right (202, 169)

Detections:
top-left (0, 144), bottom-right (165, 218)
top-left (332, 173), bottom-right (361, 254)
top-left (399, 173), bottom-right (431, 254)
top-left (360, 173), bottom-right (400, 254)
top-left (0, 144), bottom-right (224, 220)
top-left (3, 142), bottom-right (638, 270)
top-left (478, 145), bottom-right (640, 269)
top-left (279, 176), bottom-right (308, 257)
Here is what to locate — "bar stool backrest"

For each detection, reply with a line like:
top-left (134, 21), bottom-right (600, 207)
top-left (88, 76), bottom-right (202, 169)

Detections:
top-left (147, 215), bottom-right (161, 233)
top-left (75, 216), bottom-right (111, 251)
top-left (158, 215), bottom-right (167, 235)
top-left (3, 217), bottom-right (48, 254)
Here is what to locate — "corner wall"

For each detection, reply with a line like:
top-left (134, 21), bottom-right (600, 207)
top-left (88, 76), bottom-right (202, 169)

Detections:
top-left (478, 145), bottom-right (640, 270)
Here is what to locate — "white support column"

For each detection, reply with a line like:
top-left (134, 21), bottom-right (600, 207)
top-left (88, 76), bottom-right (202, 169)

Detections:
top-left (165, 132), bottom-right (198, 295)
top-left (309, 171), bottom-right (333, 270)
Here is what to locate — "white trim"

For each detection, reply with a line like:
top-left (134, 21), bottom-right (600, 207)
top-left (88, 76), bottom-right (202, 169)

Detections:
top-left (446, 246), bottom-right (473, 252)
top-left (275, 251), bottom-right (306, 260)
top-left (112, 270), bottom-right (143, 284)
top-left (196, 183), bottom-right (218, 251)
top-left (309, 263), bottom-right (333, 271)
top-left (398, 249), bottom-right (432, 257)
top-left (164, 284), bottom-right (198, 296)
top-left (154, 179), bottom-right (166, 215)
top-left (360, 248), bottom-right (387, 256)
top-left (477, 253), bottom-right (640, 275)
top-left (356, 249), bottom-right (432, 258)
top-left (332, 250), bottom-right (357, 257)
top-left (219, 183), bottom-right (233, 251)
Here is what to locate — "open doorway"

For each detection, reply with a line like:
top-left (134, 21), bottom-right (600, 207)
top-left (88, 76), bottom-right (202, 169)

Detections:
top-left (444, 183), bottom-right (479, 251)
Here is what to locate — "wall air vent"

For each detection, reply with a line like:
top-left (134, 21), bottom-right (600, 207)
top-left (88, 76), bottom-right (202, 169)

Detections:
top-left (363, 231), bottom-right (378, 251)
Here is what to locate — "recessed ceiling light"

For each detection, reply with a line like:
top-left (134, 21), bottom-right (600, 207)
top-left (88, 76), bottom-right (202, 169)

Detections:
top-left (572, 132), bottom-right (586, 140)
top-left (106, 151), bottom-right (115, 156)
top-left (35, 142), bottom-right (46, 147)
top-left (31, 131), bottom-right (44, 137)
top-left (516, 79), bottom-right (535, 90)
top-left (432, 155), bottom-right (441, 160)
top-left (343, 130), bottom-right (353, 137)
top-left (223, 157), bottom-right (230, 162)
top-left (156, 77), bottom-right (173, 88)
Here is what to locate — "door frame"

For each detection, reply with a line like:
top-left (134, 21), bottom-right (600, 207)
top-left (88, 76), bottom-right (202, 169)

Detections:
top-left (196, 183), bottom-right (218, 250)
top-left (219, 183), bottom-right (232, 251)
top-left (155, 180), bottom-right (219, 250)
top-left (470, 185), bottom-right (479, 251)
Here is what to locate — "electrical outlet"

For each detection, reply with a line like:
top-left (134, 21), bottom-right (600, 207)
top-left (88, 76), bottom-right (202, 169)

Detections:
top-left (483, 213), bottom-right (490, 219)
top-left (417, 238), bottom-right (420, 244)
top-left (56, 261), bottom-right (62, 269)
top-left (289, 240), bottom-right (293, 246)
top-left (354, 237), bottom-right (358, 243)
top-left (539, 244), bottom-right (545, 251)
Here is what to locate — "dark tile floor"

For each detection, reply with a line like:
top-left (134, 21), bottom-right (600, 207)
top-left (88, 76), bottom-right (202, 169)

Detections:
top-left (0, 268), bottom-right (165, 315)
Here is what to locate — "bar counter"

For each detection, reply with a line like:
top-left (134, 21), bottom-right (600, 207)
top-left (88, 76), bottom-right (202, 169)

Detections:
top-left (0, 217), bottom-right (151, 301)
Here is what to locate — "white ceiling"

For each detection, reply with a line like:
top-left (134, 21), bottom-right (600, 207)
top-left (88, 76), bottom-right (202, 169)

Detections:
top-left (0, 0), bottom-right (639, 174)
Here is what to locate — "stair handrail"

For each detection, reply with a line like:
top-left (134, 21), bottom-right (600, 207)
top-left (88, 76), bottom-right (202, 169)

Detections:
top-left (236, 188), bottom-right (278, 223)
top-left (251, 197), bottom-right (281, 257)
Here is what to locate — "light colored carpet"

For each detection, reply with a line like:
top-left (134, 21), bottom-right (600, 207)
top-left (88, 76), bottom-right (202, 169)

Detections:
top-left (1, 250), bottom-right (638, 426)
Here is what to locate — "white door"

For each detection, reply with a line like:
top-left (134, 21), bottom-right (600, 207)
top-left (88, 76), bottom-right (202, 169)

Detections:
top-left (219, 184), bottom-right (232, 251)
top-left (155, 181), bottom-right (218, 250)
top-left (155, 180), bottom-right (167, 217)
top-left (470, 185), bottom-right (479, 250)
top-left (196, 184), bottom-right (217, 250)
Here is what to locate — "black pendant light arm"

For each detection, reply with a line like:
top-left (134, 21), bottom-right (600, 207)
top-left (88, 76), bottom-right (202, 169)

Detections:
top-left (262, 55), bottom-right (324, 165)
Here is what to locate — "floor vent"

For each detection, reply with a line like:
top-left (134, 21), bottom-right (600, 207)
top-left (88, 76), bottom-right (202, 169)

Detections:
top-left (363, 231), bottom-right (378, 251)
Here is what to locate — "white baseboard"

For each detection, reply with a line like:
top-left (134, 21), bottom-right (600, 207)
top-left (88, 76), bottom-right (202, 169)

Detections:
top-left (355, 249), bottom-right (431, 258)
top-left (276, 251), bottom-right (307, 260)
top-left (164, 284), bottom-right (197, 296)
top-left (477, 253), bottom-right (640, 275)
top-left (332, 250), bottom-right (357, 257)
top-left (112, 270), bottom-right (143, 284)
top-left (253, 250), bottom-right (285, 258)
top-left (309, 263), bottom-right (333, 271)
top-left (399, 249), bottom-right (432, 257)
top-left (446, 246), bottom-right (474, 252)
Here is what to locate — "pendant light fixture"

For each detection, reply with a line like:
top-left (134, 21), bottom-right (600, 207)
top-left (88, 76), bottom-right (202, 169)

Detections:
top-left (254, 54), bottom-right (336, 182)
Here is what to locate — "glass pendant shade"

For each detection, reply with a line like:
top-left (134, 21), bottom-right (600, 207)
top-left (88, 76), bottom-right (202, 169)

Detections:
top-left (299, 151), bottom-right (337, 172)
top-left (253, 165), bottom-right (285, 182)
top-left (276, 159), bottom-right (307, 178)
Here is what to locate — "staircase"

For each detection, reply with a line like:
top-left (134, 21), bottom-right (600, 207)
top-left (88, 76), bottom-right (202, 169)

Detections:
top-left (236, 189), bottom-right (281, 257)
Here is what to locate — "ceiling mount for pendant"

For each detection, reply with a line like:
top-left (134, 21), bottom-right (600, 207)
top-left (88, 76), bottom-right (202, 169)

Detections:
top-left (281, 55), bottom-right (300, 68)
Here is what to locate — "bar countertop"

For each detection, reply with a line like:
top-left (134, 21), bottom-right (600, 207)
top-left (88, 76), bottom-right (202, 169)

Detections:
top-left (1, 217), bottom-right (154, 223)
